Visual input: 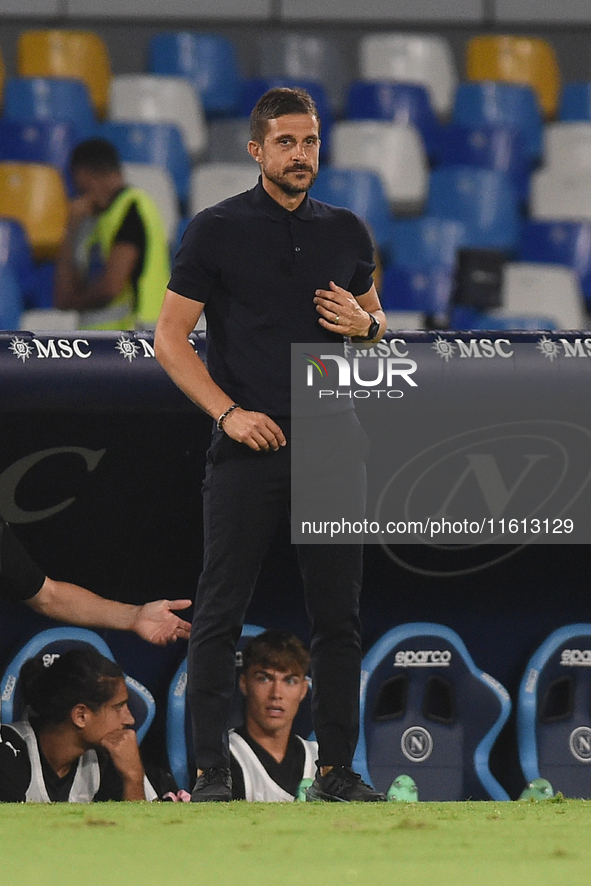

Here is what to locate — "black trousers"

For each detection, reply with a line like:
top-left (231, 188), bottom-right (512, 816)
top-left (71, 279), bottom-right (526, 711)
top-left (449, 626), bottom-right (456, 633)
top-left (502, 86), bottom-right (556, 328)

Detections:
top-left (187, 412), bottom-right (366, 771)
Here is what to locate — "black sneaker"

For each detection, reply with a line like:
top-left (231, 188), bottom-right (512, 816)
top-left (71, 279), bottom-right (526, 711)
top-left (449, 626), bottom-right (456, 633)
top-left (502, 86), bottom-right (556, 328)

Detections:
top-left (190, 767), bottom-right (232, 802)
top-left (306, 766), bottom-right (387, 802)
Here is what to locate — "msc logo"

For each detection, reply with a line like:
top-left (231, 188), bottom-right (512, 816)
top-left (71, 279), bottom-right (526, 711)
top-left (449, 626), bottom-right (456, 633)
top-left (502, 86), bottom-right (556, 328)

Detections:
top-left (432, 337), bottom-right (514, 362)
top-left (561, 649), bottom-right (591, 667)
top-left (395, 650), bottom-right (451, 667)
top-left (401, 726), bottom-right (433, 762)
top-left (8, 337), bottom-right (91, 362)
top-left (569, 726), bottom-right (591, 762)
top-left (114, 336), bottom-right (157, 362)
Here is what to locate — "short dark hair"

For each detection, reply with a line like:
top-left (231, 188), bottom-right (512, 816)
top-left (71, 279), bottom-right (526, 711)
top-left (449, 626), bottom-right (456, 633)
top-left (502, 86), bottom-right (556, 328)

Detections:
top-left (241, 629), bottom-right (310, 676)
top-left (21, 647), bottom-right (124, 727)
top-left (69, 138), bottom-right (121, 175)
top-left (250, 87), bottom-right (320, 144)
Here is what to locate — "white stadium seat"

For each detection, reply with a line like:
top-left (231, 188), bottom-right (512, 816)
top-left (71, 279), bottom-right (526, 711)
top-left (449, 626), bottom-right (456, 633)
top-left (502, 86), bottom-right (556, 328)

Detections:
top-left (331, 120), bottom-right (428, 211)
top-left (543, 122), bottom-right (591, 174)
top-left (359, 33), bottom-right (457, 118)
top-left (190, 162), bottom-right (259, 215)
top-left (500, 262), bottom-right (585, 330)
top-left (531, 168), bottom-right (591, 221)
top-left (123, 162), bottom-right (179, 245)
top-left (109, 75), bottom-right (207, 159)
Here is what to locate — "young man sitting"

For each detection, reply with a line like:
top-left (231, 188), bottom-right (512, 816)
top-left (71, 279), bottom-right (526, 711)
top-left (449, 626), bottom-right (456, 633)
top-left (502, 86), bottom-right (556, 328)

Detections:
top-left (230, 630), bottom-right (317, 801)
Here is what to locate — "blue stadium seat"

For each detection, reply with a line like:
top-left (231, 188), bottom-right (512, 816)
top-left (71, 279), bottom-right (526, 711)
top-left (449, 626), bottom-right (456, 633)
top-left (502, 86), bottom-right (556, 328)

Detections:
top-left (0, 265), bottom-right (24, 330)
top-left (352, 623), bottom-right (511, 800)
top-left (519, 220), bottom-right (591, 309)
top-left (427, 166), bottom-right (520, 250)
top-left (559, 83), bottom-right (591, 121)
top-left (0, 218), bottom-right (35, 289)
top-left (3, 77), bottom-right (98, 141)
top-left (310, 167), bottom-right (393, 253)
top-left (0, 627), bottom-right (155, 743)
top-left (380, 265), bottom-right (454, 317)
top-left (148, 32), bottom-right (242, 118)
top-left (239, 77), bottom-right (332, 159)
top-left (345, 81), bottom-right (443, 160)
top-left (438, 124), bottom-right (531, 203)
top-left (166, 624), bottom-right (266, 791)
top-left (0, 119), bottom-right (79, 195)
top-left (100, 121), bottom-right (191, 208)
top-left (386, 217), bottom-right (468, 271)
top-left (0, 218), bottom-right (52, 311)
top-left (452, 82), bottom-right (543, 163)
top-left (517, 625), bottom-right (591, 798)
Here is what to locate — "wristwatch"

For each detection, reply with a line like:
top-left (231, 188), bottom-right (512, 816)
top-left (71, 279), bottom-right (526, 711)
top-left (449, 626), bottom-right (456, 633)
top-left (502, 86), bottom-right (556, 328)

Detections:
top-left (359, 312), bottom-right (380, 341)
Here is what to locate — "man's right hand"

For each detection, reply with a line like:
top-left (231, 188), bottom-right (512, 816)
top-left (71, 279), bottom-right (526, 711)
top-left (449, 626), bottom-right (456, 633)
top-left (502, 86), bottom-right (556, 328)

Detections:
top-left (222, 408), bottom-right (286, 451)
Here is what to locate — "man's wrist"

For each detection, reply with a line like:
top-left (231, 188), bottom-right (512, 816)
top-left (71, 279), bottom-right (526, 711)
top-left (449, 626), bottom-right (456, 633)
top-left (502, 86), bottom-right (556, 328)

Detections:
top-left (217, 404), bottom-right (240, 432)
top-left (353, 312), bottom-right (380, 342)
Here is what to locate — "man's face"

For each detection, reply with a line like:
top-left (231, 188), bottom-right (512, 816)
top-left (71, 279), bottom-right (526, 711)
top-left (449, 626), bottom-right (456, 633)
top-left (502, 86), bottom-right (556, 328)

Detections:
top-left (78, 677), bottom-right (135, 747)
top-left (72, 168), bottom-right (115, 213)
top-left (240, 664), bottom-right (308, 737)
top-left (248, 113), bottom-right (320, 197)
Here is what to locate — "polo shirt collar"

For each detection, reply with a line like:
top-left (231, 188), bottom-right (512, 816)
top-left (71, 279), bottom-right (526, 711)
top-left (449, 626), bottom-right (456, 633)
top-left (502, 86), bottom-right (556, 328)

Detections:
top-left (252, 177), bottom-right (315, 221)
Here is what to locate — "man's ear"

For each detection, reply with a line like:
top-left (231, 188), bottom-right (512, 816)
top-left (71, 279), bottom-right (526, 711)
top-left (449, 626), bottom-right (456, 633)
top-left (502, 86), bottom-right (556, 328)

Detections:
top-left (70, 704), bottom-right (90, 729)
top-left (238, 673), bottom-right (247, 697)
top-left (247, 140), bottom-right (262, 163)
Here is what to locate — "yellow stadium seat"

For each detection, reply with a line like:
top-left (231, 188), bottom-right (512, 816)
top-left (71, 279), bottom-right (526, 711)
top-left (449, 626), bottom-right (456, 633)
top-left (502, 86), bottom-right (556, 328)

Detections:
top-left (466, 35), bottom-right (560, 119)
top-left (18, 29), bottom-right (112, 118)
top-left (0, 163), bottom-right (68, 260)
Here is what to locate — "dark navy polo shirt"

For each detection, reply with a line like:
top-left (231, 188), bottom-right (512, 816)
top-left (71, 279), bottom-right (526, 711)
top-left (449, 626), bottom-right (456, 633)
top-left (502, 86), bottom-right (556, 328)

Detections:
top-left (168, 179), bottom-right (375, 417)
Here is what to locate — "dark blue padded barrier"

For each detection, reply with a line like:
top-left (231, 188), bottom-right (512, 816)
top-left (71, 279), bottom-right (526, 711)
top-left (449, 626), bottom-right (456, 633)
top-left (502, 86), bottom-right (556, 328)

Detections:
top-left (0, 626), bottom-right (155, 743)
top-left (518, 624), bottom-right (591, 798)
top-left (353, 623), bottom-right (511, 800)
top-left (0, 330), bottom-right (205, 412)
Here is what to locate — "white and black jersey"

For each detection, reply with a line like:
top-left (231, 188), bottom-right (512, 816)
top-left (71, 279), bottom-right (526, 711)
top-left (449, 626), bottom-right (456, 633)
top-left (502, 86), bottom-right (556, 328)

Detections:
top-left (0, 720), bottom-right (163, 803)
top-left (229, 725), bottom-right (317, 802)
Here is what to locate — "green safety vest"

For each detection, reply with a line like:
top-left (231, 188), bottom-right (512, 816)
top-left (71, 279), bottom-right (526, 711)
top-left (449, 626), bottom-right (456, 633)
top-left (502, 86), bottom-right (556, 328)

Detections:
top-left (81, 187), bottom-right (170, 330)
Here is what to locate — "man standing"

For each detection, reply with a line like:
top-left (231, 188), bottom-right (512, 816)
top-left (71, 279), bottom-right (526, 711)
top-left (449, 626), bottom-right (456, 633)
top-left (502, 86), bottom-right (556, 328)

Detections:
top-left (155, 88), bottom-right (386, 802)
top-left (230, 630), bottom-right (317, 802)
top-left (54, 138), bottom-right (170, 330)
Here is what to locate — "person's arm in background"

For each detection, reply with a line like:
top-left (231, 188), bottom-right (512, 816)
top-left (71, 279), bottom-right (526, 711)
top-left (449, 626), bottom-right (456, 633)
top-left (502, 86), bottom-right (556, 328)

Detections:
top-left (27, 578), bottom-right (191, 646)
top-left (1, 519), bottom-right (191, 645)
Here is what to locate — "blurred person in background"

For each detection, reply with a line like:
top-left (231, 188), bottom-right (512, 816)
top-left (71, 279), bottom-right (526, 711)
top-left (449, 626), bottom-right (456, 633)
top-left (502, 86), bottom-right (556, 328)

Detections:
top-left (54, 138), bottom-right (170, 330)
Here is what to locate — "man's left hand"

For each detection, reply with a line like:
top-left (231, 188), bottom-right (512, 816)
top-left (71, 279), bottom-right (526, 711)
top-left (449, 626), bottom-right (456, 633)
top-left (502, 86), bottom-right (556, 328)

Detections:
top-left (314, 281), bottom-right (372, 337)
top-left (131, 599), bottom-right (192, 645)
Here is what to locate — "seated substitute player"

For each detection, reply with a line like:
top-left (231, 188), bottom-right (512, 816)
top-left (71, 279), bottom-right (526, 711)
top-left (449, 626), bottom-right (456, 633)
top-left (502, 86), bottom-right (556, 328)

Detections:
top-left (0, 648), bottom-right (176, 802)
top-left (230, 630), bottom-right (317, 801)
top-left (0, 516), bottom-right (191, 646)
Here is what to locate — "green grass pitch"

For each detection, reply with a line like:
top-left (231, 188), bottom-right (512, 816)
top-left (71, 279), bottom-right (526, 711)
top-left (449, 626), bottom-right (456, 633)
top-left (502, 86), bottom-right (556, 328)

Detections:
top-left (1, 799), bottom-right (590, 886)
